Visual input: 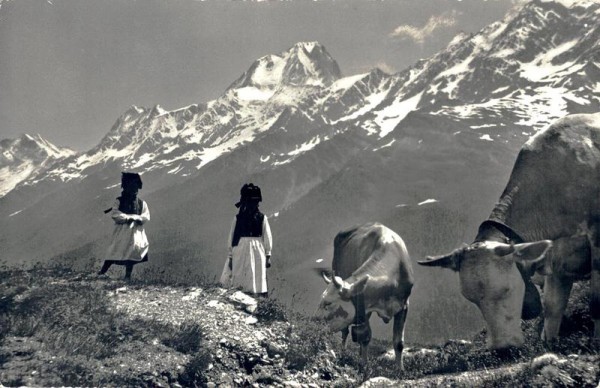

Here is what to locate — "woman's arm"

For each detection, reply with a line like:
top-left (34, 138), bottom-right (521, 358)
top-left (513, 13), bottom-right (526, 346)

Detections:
top-left (134, 201), bottom-right (150, 224)
top-left (227, 217), bottom-right (236, 259)
top-left (262, 215), bottom-right (272, 257)
top-left (111, 200), bottom-right (131, 224)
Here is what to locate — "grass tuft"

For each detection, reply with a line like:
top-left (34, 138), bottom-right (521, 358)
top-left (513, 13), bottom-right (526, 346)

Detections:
top-left (163, 320), bottom-right (206, 355)
top-left (284, 316), bottom-right (331, 371)
top-left (255, 297), bottom-right (287, 323)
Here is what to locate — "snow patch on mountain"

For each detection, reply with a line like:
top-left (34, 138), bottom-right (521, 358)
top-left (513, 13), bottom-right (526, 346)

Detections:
top-left (540, 0), bottom-right (599, 7)
top-left (236, 87), bottom-right (275, 101)
top-left (271, 133), bottom-right (332, 166)
top-left (331, 90), bottom-right (388, 124)
top-left (372, 92), bottom-right (423, 138)
top-left (330, 73), bottom-right (369, 92)
top-left (373, 138), bottom-right (397, 151)
top-left (520, 39), bottom-right (580, 82)
top-left (0, 134), bottom-right (75, 196)
top-left (0, 163), bottom-right (36, 197)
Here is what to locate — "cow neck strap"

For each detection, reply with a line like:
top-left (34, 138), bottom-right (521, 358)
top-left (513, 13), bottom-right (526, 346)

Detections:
top-left (352, 293), bottom-right (367, 326)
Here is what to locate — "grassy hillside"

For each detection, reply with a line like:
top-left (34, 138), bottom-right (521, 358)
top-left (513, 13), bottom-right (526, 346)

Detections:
top-left (0, 266), bottom-right (597, 387)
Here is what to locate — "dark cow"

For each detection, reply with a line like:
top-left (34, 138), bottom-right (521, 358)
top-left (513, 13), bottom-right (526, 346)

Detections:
top-left (419, 113), bottom-right (600, 349)
top-left (316, 222), bottom-right (414, 367)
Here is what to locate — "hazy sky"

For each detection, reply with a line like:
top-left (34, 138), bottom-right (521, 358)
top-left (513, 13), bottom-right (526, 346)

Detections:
top-left (0, 0), bottom-right (521, 151)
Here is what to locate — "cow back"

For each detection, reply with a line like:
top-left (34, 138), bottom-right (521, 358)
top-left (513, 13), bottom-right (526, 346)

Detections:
top-left (332, 222), bottom-right (409, 283)
top-left (489, 115), bottom-right (600, 241)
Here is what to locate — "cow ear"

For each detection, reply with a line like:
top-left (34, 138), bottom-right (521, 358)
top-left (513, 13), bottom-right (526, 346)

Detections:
top-left (418, 250), bottom-right (462, 272)
top-left (349, 275), bottom-right (369, 296)
top-left (512, 240), bottom-right (552, 264)
top-left (338, 275), bottom-right (370, 299)
top-left (493, 242), bottom-right (515, 257)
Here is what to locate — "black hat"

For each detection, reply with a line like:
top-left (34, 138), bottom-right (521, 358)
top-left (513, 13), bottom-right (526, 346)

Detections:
top-left (121, 172), bottom-right (143, 189)
top-left (235, 183), bottom-right (262, 207)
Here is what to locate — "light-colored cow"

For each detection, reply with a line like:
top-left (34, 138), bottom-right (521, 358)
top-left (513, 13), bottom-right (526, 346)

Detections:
top-left (316, 222), bottom-right (414, 367)
top-left (419, 113), bottom-right (600, 349)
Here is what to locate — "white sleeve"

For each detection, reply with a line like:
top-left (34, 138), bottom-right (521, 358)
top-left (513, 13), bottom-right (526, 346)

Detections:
top-left (110, 199), bottom-right (130, 224)
top-left (262, 215), bottom-right (272, 257)
top-left (227, 217), bottom-right (236, 259)
top-left (138, 200), bottom-right (150, 224)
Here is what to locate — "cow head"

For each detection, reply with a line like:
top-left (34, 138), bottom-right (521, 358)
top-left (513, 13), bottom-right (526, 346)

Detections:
top-left (418, 240), bottom-right (552, 349)
top-left (316, 271), bottom-right (369, 332)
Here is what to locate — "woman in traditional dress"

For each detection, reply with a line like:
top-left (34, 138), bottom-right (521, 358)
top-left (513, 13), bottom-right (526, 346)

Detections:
top-left (220, 183), bottom-right (273, 296)
top-left (98, 172), bottom-right (150, 280)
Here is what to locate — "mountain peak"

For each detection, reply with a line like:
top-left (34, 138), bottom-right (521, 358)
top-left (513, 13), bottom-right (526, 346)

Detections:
top-left (227, 41), bottom-right (342, 91)
top-left (291, 41), bottom-right (321, 53)
top-left (282, 41), bottom-right (342, 87)
top-left (0, 133), bottom-right (74, 160)
top-left (0, 133), bottom-right (75, 196)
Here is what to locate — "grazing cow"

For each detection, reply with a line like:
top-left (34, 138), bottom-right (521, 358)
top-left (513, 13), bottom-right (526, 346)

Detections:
top-left (316, 222), bottom-right (414, 367)
top-left (419, 113), bottom-right (600, 349)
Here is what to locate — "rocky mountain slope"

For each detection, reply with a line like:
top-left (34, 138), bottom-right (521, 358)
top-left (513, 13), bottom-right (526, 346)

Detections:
top-left (0, 268), bottom-right (597, 387)
top-left (1, 0), bottom-right (599, 343)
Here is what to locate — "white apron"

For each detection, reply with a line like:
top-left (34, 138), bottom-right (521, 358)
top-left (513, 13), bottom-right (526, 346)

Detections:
top-left (219, 215), bottom-right (272, 294)
top-left (104, 199), bottom-right (150, 262)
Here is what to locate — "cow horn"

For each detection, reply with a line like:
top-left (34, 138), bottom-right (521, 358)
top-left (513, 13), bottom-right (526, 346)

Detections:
top-left (321, 271), bottom-right (332, 284)
top-left (332, 272), bottom-right (345, 289)
top-left (493, 242), bottom-right (515, 257)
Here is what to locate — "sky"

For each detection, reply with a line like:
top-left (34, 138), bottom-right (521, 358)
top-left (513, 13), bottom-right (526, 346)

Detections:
top-left (0, 0), bottom-right (522, 151)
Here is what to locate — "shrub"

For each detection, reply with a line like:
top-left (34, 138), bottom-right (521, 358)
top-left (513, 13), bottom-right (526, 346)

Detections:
top-left (255, 297), bottom-right (287, 323)
top-left (285, 317), bottom-right (331, 370)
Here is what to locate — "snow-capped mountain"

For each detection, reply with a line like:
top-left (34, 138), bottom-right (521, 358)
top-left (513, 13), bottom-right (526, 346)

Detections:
top-left (228, 41), bottom-right (342, 90)
top-left (16, 0), bottom-right (599, 198)
top-left (26, 42), bottom-right (345, 192)
top-left (0, 134), bottom-right (74, 197)
top-left (342, 0), bottom-right (600, 144)
top-left (1, 0), bottom-right (599, 341)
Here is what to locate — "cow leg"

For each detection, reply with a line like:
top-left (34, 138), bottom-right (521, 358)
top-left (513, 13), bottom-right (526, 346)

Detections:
top-left (341, 327), bottom-right (349, 349)
top-left (351, 313), bottom-right (372, 365)
top-left (542, 274), bottom-right (573, 345)
top-left (358, 325), bottom-right (371, 366)
top-left (393, 302), bottom-right (409, 370)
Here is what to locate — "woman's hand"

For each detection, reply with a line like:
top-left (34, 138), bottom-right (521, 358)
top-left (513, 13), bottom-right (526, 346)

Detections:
top-left (266, 255), bottom-right (272, 268)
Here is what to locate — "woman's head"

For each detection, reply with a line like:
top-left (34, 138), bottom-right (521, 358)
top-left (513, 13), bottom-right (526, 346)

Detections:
top-left (235, 183), bottom-right (262, 208)
top-left (121, 172), bottom-right (143, 193)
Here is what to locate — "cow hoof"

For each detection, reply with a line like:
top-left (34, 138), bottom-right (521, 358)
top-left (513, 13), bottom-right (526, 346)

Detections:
top-left (543, 338), bottom-right (559, 352)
